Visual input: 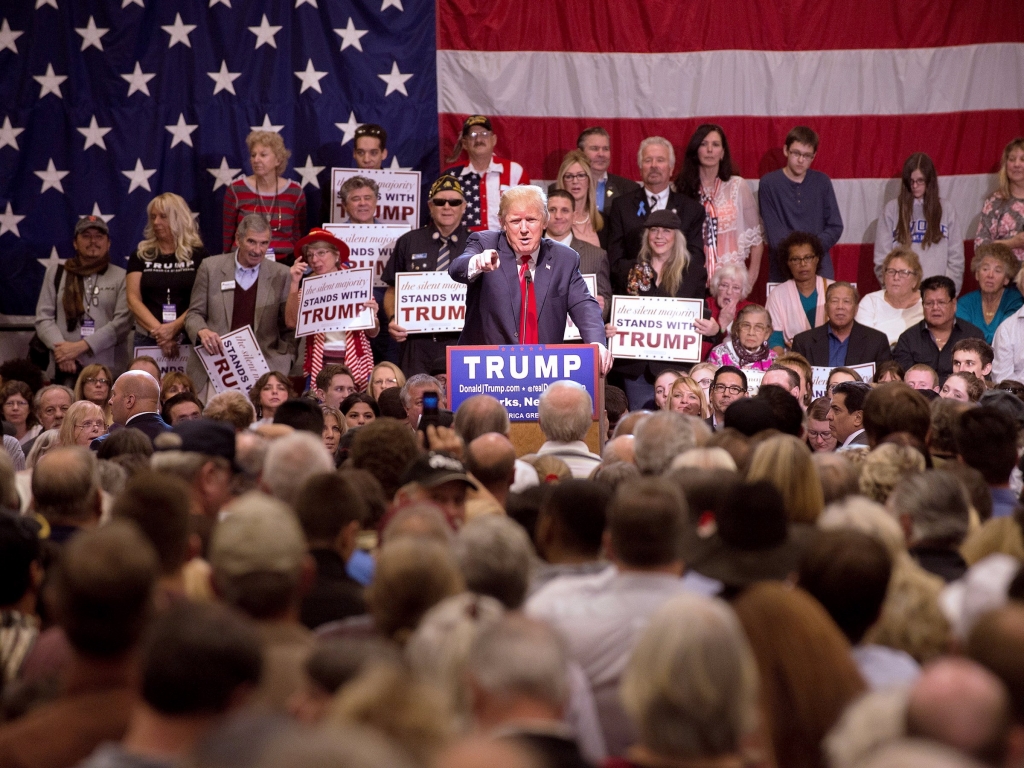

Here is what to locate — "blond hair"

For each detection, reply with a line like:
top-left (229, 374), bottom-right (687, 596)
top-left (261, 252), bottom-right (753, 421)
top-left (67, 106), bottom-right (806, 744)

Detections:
top-left (747, 434), bottom-right (824, 524)
top-left (497, 185), bottom-right (548, 225)
top-left (669, 376), bottom-right (710, 418)
top-left (996, 137), bottom-right (1024, 200)
top-left (638, 225), bottom-right (689, 297)
top-left (556, 149), bottom-right (603, 233)
top-left (136, 193), bottom-right (204, 263)
top-left (58, 401), bottom-right (105, 447)
top-left (245, 130), bottom-right (290, 176)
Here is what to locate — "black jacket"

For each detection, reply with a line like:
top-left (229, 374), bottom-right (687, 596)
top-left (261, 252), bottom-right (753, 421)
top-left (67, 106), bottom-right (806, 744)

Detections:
top-left (791, 321), bottom-right (893, 368)
top-left (606, 187), bottom-right (705, 294)
top-left (300, 549), bottom-right (366, 630)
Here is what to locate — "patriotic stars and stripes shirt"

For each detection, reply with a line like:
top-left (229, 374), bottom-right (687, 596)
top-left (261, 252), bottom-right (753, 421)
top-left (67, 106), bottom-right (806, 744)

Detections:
top-left (443, 156), bottom-right (530, 231)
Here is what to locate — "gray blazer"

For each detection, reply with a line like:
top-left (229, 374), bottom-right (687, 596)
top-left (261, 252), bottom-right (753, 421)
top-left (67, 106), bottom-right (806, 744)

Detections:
top-left (184, 252), bottom-right (295, 391)
top-left (34, 262), bottom-right (132, 375)
top-left (570, 237), bottom-right (613, 321)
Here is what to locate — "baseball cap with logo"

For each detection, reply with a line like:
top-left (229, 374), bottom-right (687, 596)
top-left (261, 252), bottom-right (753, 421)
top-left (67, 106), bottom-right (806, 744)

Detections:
top-left (461, 115), bottom-right (492, 136)
top-left (74, 215), bottom-right (109, 237)
top-left (400, 452), bottom-right (473, 489)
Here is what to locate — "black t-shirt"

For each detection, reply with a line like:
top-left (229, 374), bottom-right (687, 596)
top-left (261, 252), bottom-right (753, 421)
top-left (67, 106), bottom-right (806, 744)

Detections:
top-left (126, 247), bottom-right (209, 323)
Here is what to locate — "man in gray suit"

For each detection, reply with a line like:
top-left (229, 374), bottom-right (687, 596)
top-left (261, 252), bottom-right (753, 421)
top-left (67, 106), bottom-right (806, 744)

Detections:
top-left (185, 214), bottom-right (294, 394)
top-left (545, 190), bottom-right (612, 321)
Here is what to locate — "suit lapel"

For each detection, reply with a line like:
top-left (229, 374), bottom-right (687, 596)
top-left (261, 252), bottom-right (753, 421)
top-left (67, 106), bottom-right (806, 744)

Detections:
top-left (498, 235), bottom-right (521, 329)
top-left (847, 323), bottom-right (864, 362)
top-left (219, 256), bottom-right (235, 330)
top-left (533, 242), bottom-right (554, 319)
top-left (253, 262), bottom-right (274, 334)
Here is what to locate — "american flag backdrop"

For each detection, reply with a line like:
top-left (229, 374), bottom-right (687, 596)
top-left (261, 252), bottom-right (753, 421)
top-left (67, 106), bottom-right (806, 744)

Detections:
top-left (2, 0), bottom-right (1024, 318)
top-left (437, 0), bottom-right (1024, 300)
top-left (0, 0), bottom-right (437, 317)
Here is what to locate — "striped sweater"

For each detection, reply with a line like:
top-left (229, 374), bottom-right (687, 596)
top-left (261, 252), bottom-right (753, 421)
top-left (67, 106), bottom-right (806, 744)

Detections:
top-left (222, 178), bottom-right (307, 259)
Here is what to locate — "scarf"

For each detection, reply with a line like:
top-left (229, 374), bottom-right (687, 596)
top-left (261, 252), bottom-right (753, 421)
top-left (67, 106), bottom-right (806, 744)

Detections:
top-left (699, 179), bottom-right (721, 283)
top-left (734, 338), bottom-right (771, 367)
top-left (61, 254), bottom-right (110, 332)
top-left (627, 261), bottom-right (656, 295)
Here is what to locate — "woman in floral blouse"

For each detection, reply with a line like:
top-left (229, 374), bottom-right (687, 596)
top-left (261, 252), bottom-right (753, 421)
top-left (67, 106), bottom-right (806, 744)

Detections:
top-left (976, 137), bottom-right (1024, 261)
top-left (708, 304), bottom-right (778, 371)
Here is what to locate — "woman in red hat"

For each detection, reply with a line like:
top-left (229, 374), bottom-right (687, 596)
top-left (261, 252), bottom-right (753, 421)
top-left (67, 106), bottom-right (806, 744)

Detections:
top-left (285, 228), bottom-right (379, 390)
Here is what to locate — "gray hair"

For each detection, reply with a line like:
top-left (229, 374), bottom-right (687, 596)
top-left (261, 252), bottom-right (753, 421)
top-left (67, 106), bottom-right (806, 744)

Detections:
top-left (538, 381), bottom-right (592, 443)
top-left (406, 592), bottom-right (506, 724)
top-left (497, 185), bottom-right (549, 226)
top-left (468, 614), bottom-right (571, 711)
top-left (31, 446), bottom-right (99, 524)
top-left (340, 175), bottom-right (380, 202)
top-left (25, 428), bottom-right (60, 471)
top-left (633, 411), bottom-right (709, 475)
top-left (400, 374), bottom-right (445, 408)
top-left (824, 688), bottom-right (910, 768)
top-left (236, 213), bottom-right (271, 243)
top-left (621, 593), bottom-right (760, 759)
top-left (708, 263), bottom-right (751, 299)
top-left (452, 516), bottom-right (535, 609)
top-left (33, 384), bottom-right (74, 415)
top-left (819, 496), bottom-right (907, 558)
top-left (886, 471), bottom-right (970, 547)
top-left (637, 136), bottom-right (676, 173)
top-left (262, 431), bottom-right (335, 506)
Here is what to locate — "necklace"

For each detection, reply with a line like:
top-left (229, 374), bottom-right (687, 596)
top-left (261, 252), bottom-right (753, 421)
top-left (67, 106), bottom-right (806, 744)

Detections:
top-left (253, 174), bottom-right (280, 230)
top-left (573, 214), bottom-right (590, 225)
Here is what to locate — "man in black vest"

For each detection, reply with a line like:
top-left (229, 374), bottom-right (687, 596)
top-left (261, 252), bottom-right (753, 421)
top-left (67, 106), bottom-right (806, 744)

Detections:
top-left (383, 175), bottom-right (471, 376)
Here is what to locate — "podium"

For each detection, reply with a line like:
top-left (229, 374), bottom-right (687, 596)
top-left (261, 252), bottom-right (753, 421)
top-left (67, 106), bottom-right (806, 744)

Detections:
top-left (447, 345), bottom-right (606, 455)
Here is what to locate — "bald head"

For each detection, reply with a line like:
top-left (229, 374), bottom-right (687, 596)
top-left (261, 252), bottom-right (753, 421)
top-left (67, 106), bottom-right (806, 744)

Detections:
top-left (602, 435), bottom-right (635, 465)
top-left (907, 657), bottom-right (1011, 765)
top-left (109, 370), bottom-right (161, 425)
top-left (612, 410), bottom-right (651, 438)
top-left (969, 603), bottom-right (1024, 724)
top-left (31, 446), bottom-right (101, 525)
top-left (454, 395), bottom-right (510, 442)
top-left (465, 433), bottom-right (517, 501)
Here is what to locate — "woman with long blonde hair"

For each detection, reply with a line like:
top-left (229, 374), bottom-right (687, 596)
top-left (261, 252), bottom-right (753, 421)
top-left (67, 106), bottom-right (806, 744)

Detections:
top-left (555, 149), bottom-right (604, 248)
top-left (126, 193), bottom-right (209, 357)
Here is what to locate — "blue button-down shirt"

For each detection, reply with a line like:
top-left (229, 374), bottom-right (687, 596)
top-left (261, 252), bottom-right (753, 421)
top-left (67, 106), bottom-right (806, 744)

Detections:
top-left (234, 253), bottom-right (261, 291)
top-left (828, 326), bottom-right (850, 367)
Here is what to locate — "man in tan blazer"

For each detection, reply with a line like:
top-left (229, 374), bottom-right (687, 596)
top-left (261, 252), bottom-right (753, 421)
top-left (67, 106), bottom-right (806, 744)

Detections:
top-left (185, 214), bottom-right (294, 394)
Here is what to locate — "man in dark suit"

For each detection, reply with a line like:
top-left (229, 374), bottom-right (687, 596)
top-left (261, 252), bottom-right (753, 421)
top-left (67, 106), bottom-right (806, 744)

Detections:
top-left (546, 127), bottom-right (639, 215)
top-left (449, 186), bottom-right (610, 373)
top-left (791, 282), bottom-right (892, 368)
top-left (91, 370), bottom-right (170, 449)
top-left (605, 137), bottom-right (705, 293)
top-left (545, 190), bottom-right (612, 320)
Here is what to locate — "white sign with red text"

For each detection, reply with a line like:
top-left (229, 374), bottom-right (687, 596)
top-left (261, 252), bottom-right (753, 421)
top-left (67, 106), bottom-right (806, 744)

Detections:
top-left (563, 274), bottom-right (598, 341)
top-left (294, 268), bottom-right (375, 338)
top-left (330, 168), bottom-right (421, 226)
top-left (609, 296), bottom-right (704, 363)
top-left (197, 326), bottom-right (269, 395)
top-left (325, 223), bottom-right (410, 288)
top-left (394, 272), bottom-right (467, 333)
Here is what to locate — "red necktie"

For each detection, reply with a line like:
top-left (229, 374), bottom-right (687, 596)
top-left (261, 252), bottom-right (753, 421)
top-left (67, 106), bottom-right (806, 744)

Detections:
top-left (519, 255), bottom-right (539, 344)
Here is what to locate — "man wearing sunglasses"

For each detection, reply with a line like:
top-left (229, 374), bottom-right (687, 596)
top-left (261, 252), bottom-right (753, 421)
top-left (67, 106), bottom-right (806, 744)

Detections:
top-left (382, 175), bottom-right (471, 375)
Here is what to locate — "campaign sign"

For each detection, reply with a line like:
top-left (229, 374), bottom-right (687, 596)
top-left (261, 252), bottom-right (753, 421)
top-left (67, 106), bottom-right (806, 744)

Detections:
top-left (133, 345), bottom-right (191, 375)
top-left (394, 272), bottom-right (467, 334)
top-left (447, 345), bottom-right (600, 422)
top-left (608, 296), bottom-right (704, 364)
top-left (197, 326), bottom-right (269, 395)
top-left (563, 274), bottom-right (598, 341)
top-left (811, 362), bottom-right (876, 399)
top-left (330, 168), bottom-right (421, 226)
top-left (745, 369), bottom-right (766, 397)
top-left (294, 268), bottom-right (375, 338)
top-left (325, 223), bottom-right (410, 288)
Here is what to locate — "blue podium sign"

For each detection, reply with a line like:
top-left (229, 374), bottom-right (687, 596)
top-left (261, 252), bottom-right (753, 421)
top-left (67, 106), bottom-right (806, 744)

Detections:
top-left (447, 345), bottom-right (600, 421)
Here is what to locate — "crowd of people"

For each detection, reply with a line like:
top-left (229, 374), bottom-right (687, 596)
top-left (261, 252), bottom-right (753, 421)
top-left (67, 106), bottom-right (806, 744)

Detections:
top-left (0, 119), bottom-right (1023, 768)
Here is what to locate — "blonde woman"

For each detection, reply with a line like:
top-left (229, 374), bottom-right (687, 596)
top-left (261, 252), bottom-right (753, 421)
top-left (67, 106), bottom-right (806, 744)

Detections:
top-left (369, 362), bottom-right (406, 402)
top-left (747, 433), bottom-right (825, 525)
top-left (668, 376), bottom-right (709, 418)
top-left (222, 130), bottom-right (307, 264)
top-left (608, 210), bottom-right (713, 409)
top-left (126, 193), bottom-right (208, 356)
top-left (58, 400), bottom-right (107, 447)
top-left (555, 149), bottom-right (604, 248)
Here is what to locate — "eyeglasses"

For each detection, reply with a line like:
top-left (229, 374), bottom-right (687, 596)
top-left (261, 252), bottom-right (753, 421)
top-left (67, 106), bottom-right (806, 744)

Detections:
top-left (909, 178), bottom-right (927, 187)
top-left (738, 322), bottom-right (768, 333)
top-left (431, 198), bottom-right (464, 207)
top-left (808, 430), bottom-right (832, 440)
top-left (467, 130), bottom-right (492, 140)
top-left (373, 377), bottom-right (398, 387)
top-left (885, 268), bottom-right (915, 278)
top-left (562, 172), bottom-right (589, 182)
top-left (712, 384), bottom-right (746, 395)
top-left (789, 150), bottom-right (815, 161)
top-left (923, 299), bottom-right (952, 309)
top-left (84, 377), bottom-right (110, 386)
top-left (74, 419), bottom-right (105, 431)
top-left (788, 255), bottom-right (817, 265)
top-left (309, 248), bottom-right (336, 259)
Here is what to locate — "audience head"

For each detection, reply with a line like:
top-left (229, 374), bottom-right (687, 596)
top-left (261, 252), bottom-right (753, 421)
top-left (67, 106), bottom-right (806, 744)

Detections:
top-left (464, 433), bottom-right (516, 498)
top-left (351, 418), bottom-right (421, 500)
top-left (272, 398), bottom-right (325, 434)
top-left (829, 381), bottom-right (872, 445)
top-left (941, 372), bottom-right (985, 403)
top-left (535, 478), bottom-right (610, 562)
top-left (956, 407), bottom-right (1018, 486)
top-left (887, 470), bottom-right (970, 548)
top-left (862, 382), bottom-right (932, 447)
top-left (110, 471), bottom-right (192, 577)
top-left (634, 411), bottom-right (709, 475)
top-left (294, 472), bottom-right (367, 551)
top-left (162, 391), bottom-right (204, 426)
top-left (204, 390), bottom-right (256, 431)
top-left (606, 477), bottom-right (686, 570)
top-left (108, 370), bottom-right (161, 425)
top-left (538, 381), bottom-right (592, 443)
top-left (858, 442), bottom-right (926, 503)
top-left (261, 431), bottom-right (335, 506)
top-left (316, 364), bottom-right (358, 410)
top-left (747, 433), bottom-right (824, 523)
top-left (755, 384), bottom-right (804, 437)
top-left (454, 395), bottom-right (510, 443)
top-left (453, 517), bottom-right (534, 610)
top-left (33, 384), bottom-right (73, 431)
top-left (58, 400), bottom-right (106, 447)
top-left (0, 512), bottom-right (41, 608)
top-left (31, 446), bottom-right (101, 529)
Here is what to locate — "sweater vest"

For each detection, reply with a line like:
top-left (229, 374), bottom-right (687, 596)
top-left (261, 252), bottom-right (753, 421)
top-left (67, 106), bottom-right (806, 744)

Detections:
top-left (231, 281), bottom-right (258, 331)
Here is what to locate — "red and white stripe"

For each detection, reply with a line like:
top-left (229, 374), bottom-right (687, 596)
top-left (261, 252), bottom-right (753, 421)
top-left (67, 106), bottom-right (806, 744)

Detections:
top-left (436, 0), bottom-right (1024, 296)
